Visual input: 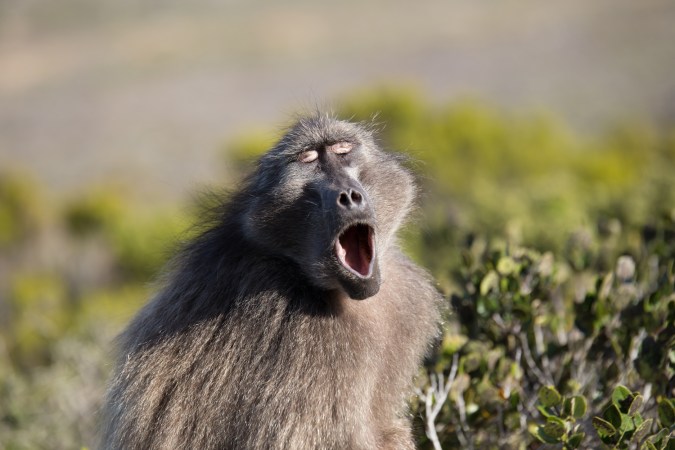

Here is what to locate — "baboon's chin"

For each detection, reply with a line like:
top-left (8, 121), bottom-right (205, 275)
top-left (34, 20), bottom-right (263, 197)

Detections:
top-left (346, 283), bottom-right (380, 300)
top-left (338, 265), bottom-right (381, 300)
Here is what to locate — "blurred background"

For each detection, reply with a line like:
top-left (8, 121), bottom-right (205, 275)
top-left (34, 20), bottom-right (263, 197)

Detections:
top-left (1, 0), bottom-right (674, 448)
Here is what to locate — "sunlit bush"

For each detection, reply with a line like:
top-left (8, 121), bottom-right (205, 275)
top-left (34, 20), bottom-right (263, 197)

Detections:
top-left (0, 172), bottom-right (42, 247)
top-left (64, 190), bottom-right (124, 237)
top-left (106, 210), bottom-right (190, 281)
top-left (414, 215), bottom-right (674, 449)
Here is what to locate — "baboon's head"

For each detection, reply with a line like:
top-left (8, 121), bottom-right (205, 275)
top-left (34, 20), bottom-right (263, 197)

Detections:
top-left (242, 115), bottom-right (415, 300)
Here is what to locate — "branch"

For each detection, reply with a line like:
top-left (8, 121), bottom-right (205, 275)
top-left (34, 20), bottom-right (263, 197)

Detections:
top-left (418, 353), bottom-right (459, 450)
top-left (518, 331), bottom-right (553, 386)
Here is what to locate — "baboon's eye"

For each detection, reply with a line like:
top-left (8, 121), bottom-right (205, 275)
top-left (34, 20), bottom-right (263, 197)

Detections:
top-left (327, 142), bottom-right (353, 155)
top-left (299, 150), bottom-right (319, 163)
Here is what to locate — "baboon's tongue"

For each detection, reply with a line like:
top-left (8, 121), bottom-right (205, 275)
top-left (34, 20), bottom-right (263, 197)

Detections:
top-left (337, 224), bottom-right (374, 277)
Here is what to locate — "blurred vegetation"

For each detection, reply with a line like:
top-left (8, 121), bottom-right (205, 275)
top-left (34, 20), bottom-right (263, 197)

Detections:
top-left (1, 88), bottom-right (673, 448)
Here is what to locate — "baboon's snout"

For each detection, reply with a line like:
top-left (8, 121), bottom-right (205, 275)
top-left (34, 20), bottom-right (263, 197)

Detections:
top-left (323, 179), bottom-right (372, 219)
top-left (337, 187), bottom-right (366, 211)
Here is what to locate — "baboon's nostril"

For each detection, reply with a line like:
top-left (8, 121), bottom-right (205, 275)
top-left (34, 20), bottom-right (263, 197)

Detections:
top-left (338, 192), bottom-right (351, 207)
top-left (337, 188), bottom-right (366, 210)
top-left (351, 190), bottom-right (363, 205)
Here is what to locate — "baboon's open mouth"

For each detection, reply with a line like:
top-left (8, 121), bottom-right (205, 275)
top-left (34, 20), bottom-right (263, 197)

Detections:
top-left (335, 223), bottom-right (375, 278)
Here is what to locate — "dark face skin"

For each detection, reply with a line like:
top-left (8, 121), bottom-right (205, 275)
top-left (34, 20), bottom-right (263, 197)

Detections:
top-left (242, 117), bottom-right (413, 300)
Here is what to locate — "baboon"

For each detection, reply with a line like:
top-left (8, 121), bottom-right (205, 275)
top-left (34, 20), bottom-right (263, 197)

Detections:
top-left (101, 115), bottom-right (441, 450)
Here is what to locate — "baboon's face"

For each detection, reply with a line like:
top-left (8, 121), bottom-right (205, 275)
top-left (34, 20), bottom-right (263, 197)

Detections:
top-left (243, 118), bottom-right (413, 300)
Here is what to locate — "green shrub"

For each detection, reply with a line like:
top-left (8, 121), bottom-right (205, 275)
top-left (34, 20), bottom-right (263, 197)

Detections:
top-left (2, 273), bottom-right (71, 369)
top-left (106, 209), bottom-right (191, 281)
top-left (414, 214), bottom-right (674, 449)
top-left (61, 188), bottom-right (192, 282)
top-left (63, 190), bottom-right (123, 237)
top-left (0, 172), bottom-right (42, 247)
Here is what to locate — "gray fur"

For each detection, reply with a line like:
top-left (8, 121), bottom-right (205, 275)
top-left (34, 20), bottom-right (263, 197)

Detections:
top-left (100, 115), bottom-right (441, 450)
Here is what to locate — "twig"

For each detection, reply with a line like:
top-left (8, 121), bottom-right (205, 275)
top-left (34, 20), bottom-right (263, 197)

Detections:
top-left (454, 382), bottom-right (473, 450)
top-left (418, 353), bottom-right (459, 450)
top-left (533, 323), bottom-right (554, 383)
top-left (518, 331), bottom-right (553, 386)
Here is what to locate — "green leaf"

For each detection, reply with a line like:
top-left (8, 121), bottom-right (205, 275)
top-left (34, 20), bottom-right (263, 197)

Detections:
top-left (533, 426), bottom-right (561, 444)
top-left (612, 385), bottom-right (633, 412)
top-left (633, 418), bottom-right (653, 443)
top-left (570, 395), bottom-right (587, 419)
top-left (544, 416), bottom-right (566, 439)
top-left (603, 404), bottom-right (622, 428)
top-left (657, 398), bottom-right (675, 427)
top-left (497, 256), bottom-right (519, 275)
top-left (620, 412), bottom-right (635, 433)
top-left (537, 405), bottom-right (555, 419)
top-left (593, 416), bottom-right (617, 439)
top-left (567, 432), bottom-right (585, 449)
top-left (539, 385), bottom-right (562, 408)
top-left (633, 413), bottom-right (644, 428)
top-left (480, 270), bottom-right (499, 295)
top-left (629, 395), bottom-right (644, 416)
top-left (641, 442), bottom-right (657, 450)
top-left (561, 396), bottom-right (585, 419)
top-left (463, 353), bottom-right (481, 373)
top-left (562, 397), bottom-right (572, 417)
top-left (644, 428), bottom-right (668, 446)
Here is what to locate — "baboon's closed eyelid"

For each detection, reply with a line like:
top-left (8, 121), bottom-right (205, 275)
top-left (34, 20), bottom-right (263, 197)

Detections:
top-left (328, 142), bottom-right (353, 155)
top-left (298, 149), bottom-right (319, 163)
